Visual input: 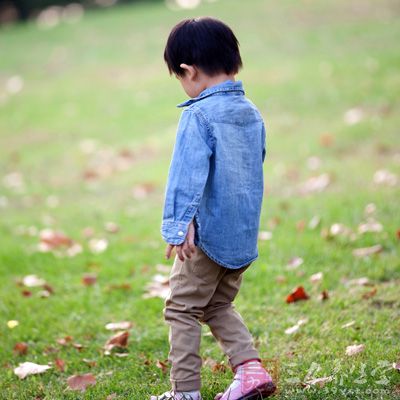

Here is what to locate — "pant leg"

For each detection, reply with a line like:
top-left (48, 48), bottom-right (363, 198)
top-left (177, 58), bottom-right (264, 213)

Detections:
top-left (199, 263), bottom-right (260, 370)
top-left (163, 246), bottom-right (226, 392)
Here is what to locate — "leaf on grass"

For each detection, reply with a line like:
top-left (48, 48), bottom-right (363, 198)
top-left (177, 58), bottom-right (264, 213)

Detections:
top-left (67, 373), bottom-right (96, 392)
top-left (352, 244), bottom-right (383, 257)
top-left (319, 133), bottom-right (334, 147)
top-left (286, 257), bottom-right (303, 270)
top-left (104, 331), bottom-right (129, 354)
top-left (7, 320), bottom-right (19, 329)
top-left (13, 342), bottom-right (28, 355)
top-left (258, 231), bottom-right (272, 240)
top-left (285, 319), bottom-right (308, 335)
top-left (203, 357), bottom-right (227, 373)
top-left (303, 375), bottom-right (334, 389)
top-left (54, 358), bottom-right (65, 372)
top-left (310, 272), bottom-right (323, 283)
top-left (143, 274), bottom-right (170, 299)
top-left (362, 287), bottom-right (377, 299)
top-left (88, 238), bottom-right (108, 254)
top-left (319, 290), bottom-right (329, 301)
top-left (373, 169), bottom-right (397, 186)
top-left (286, 286), bottom-right (310, 303)
top-left (341, 321), bottom-right (355, 329)
top-left (104, 222), bottom-right (119, 233)
top-left (344, 107), bottom-right (364, 125)
top-left (156, 359), bottom-right (169, 374)
top-left (22, 274), bottom-right (46, 287)
top-left (14, 361), bottom-right (51, 379)
top-left (82, 359), bottom-right (97, 367)
top-left (345, 344), bottom-right (365, 356)
top-left (82, 273), bottom-right (97, 286)
top-left (358, 220), bottom-right (383, 234)
top-left (298, 173), bottom-right (330, 195)
top-left (308, 215), bottom-right (321, 230)
top-left (105, 321), bottom-right (133, 331)
top-left (57, 335), bottom-right (73, 346)
top-left (393, 361), bottom-right (400, 373)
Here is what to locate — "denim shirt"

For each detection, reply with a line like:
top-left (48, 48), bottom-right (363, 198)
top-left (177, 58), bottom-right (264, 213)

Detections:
top-left (160, 80), bottom-right (266, 269)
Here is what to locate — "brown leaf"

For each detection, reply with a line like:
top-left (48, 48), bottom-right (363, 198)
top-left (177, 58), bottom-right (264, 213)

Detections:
top-left (21, 290), bottom-right (32, 297)
top-left (105, 321), bottom-right (133, 331)
top-left (104, 331), bottom-right (129, 353)
top-left (397, 230), bottom-right (400, 240)
top-left (82, 273), bottom-right (97, 286)
top-left (54, 358), bottom-right (65, 372)
top-left (13, 342), bottom-right (28, 355)
top-left (286, 286), bottom-right (310, 303)
top-left (362, 287), bottom-right (377, 299)
top-left (319, 133), bottom-right (334, 147)
top-left (156, 359), bottom-right (169, 374)
top-left (72, 343), bottom-right (84, 351)
top-left (67, 373), bottom-right (96, 392)
top-left (57, 336), bottom-right (73, 346)
top-left (319, 290), bottom-right (329, 301)
top-left (82, 359), bottom-right (97, 367)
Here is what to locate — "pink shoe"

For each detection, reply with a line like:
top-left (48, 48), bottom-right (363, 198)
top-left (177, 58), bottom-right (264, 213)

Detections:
top-left (214, 360), bottom-right (276, 400)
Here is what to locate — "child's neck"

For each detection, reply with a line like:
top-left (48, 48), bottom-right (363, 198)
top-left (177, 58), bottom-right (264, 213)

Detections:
top-left (203, 73), bottom-right (236, 90)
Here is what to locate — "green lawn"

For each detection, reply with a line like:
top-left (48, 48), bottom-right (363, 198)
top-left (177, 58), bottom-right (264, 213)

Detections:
top-left (0, 0), bottom-right (399, 399)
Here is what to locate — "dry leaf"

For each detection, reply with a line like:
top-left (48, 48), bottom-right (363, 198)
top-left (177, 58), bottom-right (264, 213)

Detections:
top-left (286, 257), bottom-right (303, 270)
top-left (88, 238), bottom-right (108, 254)
top-left (308, 215), bottom-right (321, 229)
top-left (285, 318), bottom-right (308, 335)
top-left (13, 342), bottom-right (28, 355)
top-left (310, 272), bottom-right (323, 283)
top-left (57, 336), bottom-right (73, 346)
top-left (286, 286), bottom-right (310, 303)
top-left (358, 220), bottom-right (383, 234)
top-left (299, 173), bottom-right (330, 195)
top-left (156, 359), bottom-right (169, 374)
top-left (303, 375), bottom-right (334, 389)
top-left (104, 331), bottom-right (129, 353)
top-left (82, 273), bottom-right (97, 286)
top-left (105, 321), bottom-right (133, 331)
top-left (344, 107), bottom-right (364, 125)
top-left (7, 320), bottom-right (19, 329)
top-left (14, 362), bottom-right (51, 379)
top-left (67, 373), bottom-right (96, 392)
top-left (341, 321), bottom-right (355, 329)
top-left (362, 287), bottom-right (377, 299)
top-left (345, 344), bottom-right (365, 356)
top-left (258, 231), bottom-right (272, 240)
top-left (352, 244), bottom-right (383, 257)
top-left (22, 274), bottom-right (46, 287)
top-left (319, 290), bottom-right (329, 301)
top-left (54, 358), bottom-right (65, 371)
top-left (373, 169), bottom-right (397, 186)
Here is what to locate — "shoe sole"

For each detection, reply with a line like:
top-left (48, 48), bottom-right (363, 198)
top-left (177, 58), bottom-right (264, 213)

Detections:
top-left (237, 381), bottom-right (277, 400)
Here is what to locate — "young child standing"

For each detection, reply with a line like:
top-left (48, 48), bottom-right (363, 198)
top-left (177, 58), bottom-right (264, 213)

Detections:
top-left (153, 17), bottom-right (276, 400)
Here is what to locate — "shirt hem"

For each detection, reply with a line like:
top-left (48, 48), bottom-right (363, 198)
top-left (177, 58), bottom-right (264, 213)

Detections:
top-left (197, 241), bottom-right (258, 270)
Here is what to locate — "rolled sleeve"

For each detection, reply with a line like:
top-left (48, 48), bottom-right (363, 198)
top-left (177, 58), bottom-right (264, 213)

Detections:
top-left (160, 107), bottom-right (213, 245)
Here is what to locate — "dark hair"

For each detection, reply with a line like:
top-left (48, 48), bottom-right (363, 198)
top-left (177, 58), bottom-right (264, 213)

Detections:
top-left (164, 17), bottom-right (243, 77)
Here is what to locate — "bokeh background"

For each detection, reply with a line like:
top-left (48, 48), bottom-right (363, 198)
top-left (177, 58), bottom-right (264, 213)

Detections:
top-left (0, 0), bottom-right (399, 399)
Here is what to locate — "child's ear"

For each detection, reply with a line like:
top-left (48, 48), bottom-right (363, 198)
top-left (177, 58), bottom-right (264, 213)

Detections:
top-left (180, 63), bottom-right (197, 81)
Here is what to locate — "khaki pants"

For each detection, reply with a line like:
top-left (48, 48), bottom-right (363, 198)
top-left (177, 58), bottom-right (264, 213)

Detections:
top-left (163, 246), bottom-right (260, 392)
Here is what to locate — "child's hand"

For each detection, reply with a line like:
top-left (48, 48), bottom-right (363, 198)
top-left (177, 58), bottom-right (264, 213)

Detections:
top-left (165, 220), bottom-right (196, 261)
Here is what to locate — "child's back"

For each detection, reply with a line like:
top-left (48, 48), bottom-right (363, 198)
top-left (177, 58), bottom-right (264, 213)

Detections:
top-left (171, 79), bottom-right (266, 269)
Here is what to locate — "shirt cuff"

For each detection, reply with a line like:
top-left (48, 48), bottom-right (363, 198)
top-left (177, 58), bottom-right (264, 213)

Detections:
top-left (160, 220), bottom-right (190, 245)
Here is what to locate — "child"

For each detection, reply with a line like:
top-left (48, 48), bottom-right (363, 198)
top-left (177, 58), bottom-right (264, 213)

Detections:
top-left (153, 17), bottom-right (276, 400)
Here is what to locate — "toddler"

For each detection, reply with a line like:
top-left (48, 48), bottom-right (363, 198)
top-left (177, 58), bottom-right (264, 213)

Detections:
top-left (152, 17), bottom-right (276, 400)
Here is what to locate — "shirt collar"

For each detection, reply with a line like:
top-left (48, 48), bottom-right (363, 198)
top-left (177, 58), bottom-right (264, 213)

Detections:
top-left (177, 79), bottom-right (245, 108)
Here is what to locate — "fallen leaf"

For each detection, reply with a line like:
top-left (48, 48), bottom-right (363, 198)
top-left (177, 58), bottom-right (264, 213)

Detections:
top-left (57, 336), bottom-right (73, 346)
top-left (104, 222), bottom-right (119, 233)
top-left (373, 169), bottom-right (397, 186)
top-left (286, 286), bottom-right (310, 303)
top-left (88, 238), bottom-right (108, 254)
top-left (308, 215), bottom-right (321, 230)
top-left (203, 357), bottom-right (227, 373)
top-left (82, 359), bottom-right (97, 367)
top-left (22, 274), bottom-right (46, 287)
top-left (310, 272), bottom-right (323, 283)
top-left (82, 273), bottom-right (97, 286)
top-left (362, 287), bottom-right (377, 299)
top-left (344, 107), bottom-right (364, 125)
top-left (319, 133), bottom-right (334, 147)
top-left (285, 318), bottom-right (308, 335)
top-left (341, 321), bottom-right (355, 329)
top-left (13, 342), bottom-right (28, 355)
top-left (393, 361), bottom-right (400, 373)
top-left (156, 359), bottom-right (169, 374)
top-left (303, 375), bottom-right (334, 389)
top-left (105, 321), bottom-right (133, 331)
top-left (104, 331), bottom-right (129, 354)
top-left (67, 373), bottom-right (96, 392)
top-left (54, 358), bottom-right (65, 372)
top-left (258, 231), bottom-right (272, 240)
top-left (286, 257), bottom-right (303, 270)
top-left (7, 320), bottom-right (19, 329)
top-left (345, 344), bottom-right (365, 356)
top-left (14, 362), bottom-right (51, 379)
top-left (352, 244), bottom-right (383, 257)
top-left (299, 173), bottom-right (330, 195)
top-left (358, 220), bottom-right (383, 234)
top-left (319, 290), bottom-right (329, 301)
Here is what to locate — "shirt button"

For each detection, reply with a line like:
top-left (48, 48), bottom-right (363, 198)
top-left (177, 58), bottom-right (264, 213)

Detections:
top-left (178, 231), bottom-right (184, 236)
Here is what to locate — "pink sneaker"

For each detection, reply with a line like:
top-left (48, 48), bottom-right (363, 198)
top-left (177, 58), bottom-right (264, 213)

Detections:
top-left (214, 360), bottom-right (276, 400)
top-left (150, 390), bottom-right (202, 400)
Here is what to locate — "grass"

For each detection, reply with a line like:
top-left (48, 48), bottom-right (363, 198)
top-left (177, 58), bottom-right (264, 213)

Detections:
top-left (0, 0), bottom-right (399, 398)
